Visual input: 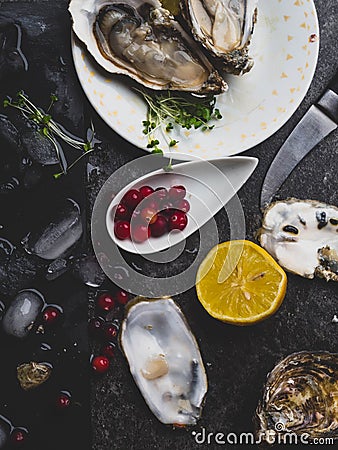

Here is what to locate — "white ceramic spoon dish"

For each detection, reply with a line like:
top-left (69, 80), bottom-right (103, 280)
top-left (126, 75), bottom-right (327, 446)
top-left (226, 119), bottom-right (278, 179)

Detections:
top-left (106, 156), bottom-right (258, 254)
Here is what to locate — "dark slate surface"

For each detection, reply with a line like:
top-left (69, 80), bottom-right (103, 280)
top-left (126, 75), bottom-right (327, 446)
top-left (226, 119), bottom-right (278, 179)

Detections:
top-left (86, 2), bottom-right (338, 450)
top-left (0, 2), bottom-right (90, 449)
top-left (0, 1), bottom-right (337, 450)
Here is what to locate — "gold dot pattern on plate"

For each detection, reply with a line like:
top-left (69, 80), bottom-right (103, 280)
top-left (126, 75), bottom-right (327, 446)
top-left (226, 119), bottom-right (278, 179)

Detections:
top-left (73, 0), bottom-right (319, 158)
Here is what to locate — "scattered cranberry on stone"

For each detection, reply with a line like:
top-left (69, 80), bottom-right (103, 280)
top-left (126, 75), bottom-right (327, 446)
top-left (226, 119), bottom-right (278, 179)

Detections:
top-left (10, 428), bottom-right (28, 446)
top-left (96, 293), bottom-right (115, 312)
top-left (115, 290), bottom-right (129, 305)
top-left (56, 392), bottom-right (72, 409)
top-left (92, 355), bottom-right (110, 374)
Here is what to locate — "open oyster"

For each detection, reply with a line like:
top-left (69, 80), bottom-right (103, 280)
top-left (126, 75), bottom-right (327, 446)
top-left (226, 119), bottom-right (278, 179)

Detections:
top-left (258, 199), bottom-right (338, 281)
top-left (255, 351), bottom-right (338, 443)
top-left (120, 297), bottom-right (207, 425)
top-left (69, 0), bottom-right (227, 94)
top-left (180, 0), bottom-right (258, 75)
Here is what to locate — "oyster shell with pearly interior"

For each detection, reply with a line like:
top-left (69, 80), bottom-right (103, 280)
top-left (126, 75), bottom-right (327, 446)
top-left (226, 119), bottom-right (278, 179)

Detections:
top-left (180, 0), bottom-right (258, 75)
top-left (69, 0), bottom-right (227, 94)
top-left (258, 199), bottom-right (338, 282)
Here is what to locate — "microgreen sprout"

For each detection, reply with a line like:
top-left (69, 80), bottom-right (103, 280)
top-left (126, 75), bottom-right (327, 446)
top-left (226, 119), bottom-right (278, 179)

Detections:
top-left (3, 91), bottom-right (98, 178)
top-left (138, 89), bottom-right (222, 170)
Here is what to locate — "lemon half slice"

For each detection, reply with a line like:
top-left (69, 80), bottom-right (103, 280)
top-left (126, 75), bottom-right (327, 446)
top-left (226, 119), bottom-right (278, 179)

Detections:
top-left (196, 240), bottom-right (287, 325)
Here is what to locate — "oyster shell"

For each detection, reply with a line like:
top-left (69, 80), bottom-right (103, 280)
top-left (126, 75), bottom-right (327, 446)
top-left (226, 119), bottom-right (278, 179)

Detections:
top-left (258, 199), bottom-right (338, 281)
top-left (255, 351), bottom-right (338, 443)
top-left (69, 0), bottom-right (227, 94)
top-left (120, 297), bottom-right (207, 425)
top-left (180, 0), bottom-right (258, 75)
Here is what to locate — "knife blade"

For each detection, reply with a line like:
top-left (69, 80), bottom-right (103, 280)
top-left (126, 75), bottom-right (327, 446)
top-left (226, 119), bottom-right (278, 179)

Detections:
top-left (260, 70), bottom-right (338, 208)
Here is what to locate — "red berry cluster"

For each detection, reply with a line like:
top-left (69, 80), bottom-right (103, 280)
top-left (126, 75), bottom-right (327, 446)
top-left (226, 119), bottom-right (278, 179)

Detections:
top-left (113, 185), bottom-right (189, 243)
top-left (89, 291), bottom-right (129, 374)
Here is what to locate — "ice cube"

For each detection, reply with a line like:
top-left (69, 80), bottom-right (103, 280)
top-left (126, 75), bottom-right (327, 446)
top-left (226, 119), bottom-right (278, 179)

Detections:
top-left (71, 254), bottom-right (106, 287)
top-left (22, 198), bottom-right (83, 260)
top-left (0, 115), bottom-right (20, 149)
top-left (0, 417), bottom-right (10, 448)
top-left (2, 289), bottom-right (44, 338)
top-left (45, 257), bottom-right (68, 281)
top-left (21, 130), bottom-right (60, 165)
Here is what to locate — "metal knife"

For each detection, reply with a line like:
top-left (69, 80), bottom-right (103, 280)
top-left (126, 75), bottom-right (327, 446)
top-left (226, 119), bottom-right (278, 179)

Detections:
top-left (260, 70), bottom-right (338, 208)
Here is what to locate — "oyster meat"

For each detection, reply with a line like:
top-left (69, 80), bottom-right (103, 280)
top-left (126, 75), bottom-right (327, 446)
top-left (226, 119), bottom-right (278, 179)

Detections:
top-left (69, 0), bottom-right (227, 94)
top-left (120, 297), bottom-right (207, 425)
top-left (180, 0), bottom-right (258, 75)
top-left (255, 351), bottom-right (338, 442)
top-left (258, 199), bottom-right (338, 281)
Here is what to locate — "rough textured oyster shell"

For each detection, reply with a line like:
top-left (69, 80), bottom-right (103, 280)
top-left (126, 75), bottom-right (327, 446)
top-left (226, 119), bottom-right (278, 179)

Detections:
top-left (255, 351), bottom-right (338, 443)
top-left (258, 199), bottom-right (338, 281)
top-left (17, 362), bottom-right (52, 390)
top-left (69, 0), bottom-right (227, 94)
top-left (180, 0), bottom-right (258, 75)
top-left (120, 297), bottom-right (207, 425)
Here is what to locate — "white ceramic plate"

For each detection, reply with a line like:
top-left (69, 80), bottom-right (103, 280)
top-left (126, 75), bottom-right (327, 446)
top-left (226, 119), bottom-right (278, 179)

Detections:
top-left (71, 0), bottom-right (319, 159)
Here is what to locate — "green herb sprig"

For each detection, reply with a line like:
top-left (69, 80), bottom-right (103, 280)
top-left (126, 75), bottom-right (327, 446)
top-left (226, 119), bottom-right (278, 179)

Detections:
top-left (139, 90), bottom-right (222, 170)
top-left (4, 91), bottom-right (97, 178)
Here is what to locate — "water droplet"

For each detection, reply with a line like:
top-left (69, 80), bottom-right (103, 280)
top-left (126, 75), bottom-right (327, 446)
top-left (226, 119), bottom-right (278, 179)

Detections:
top-left (46, 258), bottom-right (68, 281)
top-left (40, 342), bottom-right (52, 351)
top-left (185, 247), bottom-right (198, 254)
top-left (131, 262), bottom-right (143, 272)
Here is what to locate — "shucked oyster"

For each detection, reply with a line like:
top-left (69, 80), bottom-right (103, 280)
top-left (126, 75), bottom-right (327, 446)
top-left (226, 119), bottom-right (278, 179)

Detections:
top-left (258, 199), bottom-right (338, 281)
top-left (180, 0), bottom-right (258, 75)
top-left (69, 0), bottom-right (227, 94)
top-left (255, 351), bottom-right (338, 443)
top-left (120, 297), bottom-right (207, 425)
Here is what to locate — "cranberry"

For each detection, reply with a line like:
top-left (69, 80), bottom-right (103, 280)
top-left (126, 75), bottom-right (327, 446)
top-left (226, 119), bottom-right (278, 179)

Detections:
top-left (115, 290), bottom-right (129, 305)
top-left (146, 198), bottom-right (160, 211)
top-left (168, 185), bottom-right (186, 201)
top-left (161, 201), bottom-right (174, 215)
top-left (150, 215), bottom-right (168, 237)
top-left (42, 306), bottom-right (62, 325)
top-left (104, 323), bottom-right (119, 340)
top-left (113, 203), bottom-right (130, 221)
top-left (140, 207), bottom-right (157, 224)
top-left (168, 211), bottom-right (188, 231)
top-left (10, 428), bottom-right (28, 445)
top-left (121, 189), bottom-right (143, 209)
top-left (88, 316), bottom-right (105, 338)
top-left (175, 198), bottom-right (190, 213)
top-left (114, 221), bottom-right (130, 240)
top-left (139, 185), bottom-right (154, 198)
top-left (92, 355), bottom-right (110, 373)
top-left (96, 293), bottom-right (115, 312)
top-left (131, 223), bottom-right (150, 243)
top-left (56, 392), bottom-right (72, 409)
top-left (102, 342), bottom-right (115, 359)
top-left (154, 187), bottom-right (168, 202)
